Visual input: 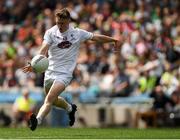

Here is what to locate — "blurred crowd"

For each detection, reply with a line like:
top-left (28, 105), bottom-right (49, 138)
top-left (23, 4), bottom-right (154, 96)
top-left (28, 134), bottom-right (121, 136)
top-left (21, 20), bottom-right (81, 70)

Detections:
top-left (0, 0), bottom-right (180, 113)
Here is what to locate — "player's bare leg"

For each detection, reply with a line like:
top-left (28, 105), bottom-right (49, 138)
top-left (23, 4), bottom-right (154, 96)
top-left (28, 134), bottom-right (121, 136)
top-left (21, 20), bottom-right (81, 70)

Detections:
top-left (53, 97), bottom-right (77, 126)
top-left (28, 81), bottom-right (77, 131)
top-left (45, 81), bottom-right (77, 126)
top-left (53, 97), bottom-right (72, 111)
top-left (44, 80), bottom-right (74, 112)
top-left (28, 81), bottom-right (65, 131)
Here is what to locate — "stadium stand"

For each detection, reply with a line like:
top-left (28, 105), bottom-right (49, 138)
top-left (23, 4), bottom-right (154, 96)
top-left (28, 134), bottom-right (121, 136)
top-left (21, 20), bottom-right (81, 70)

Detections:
top-left (0, 0), bottom-right (179, 127)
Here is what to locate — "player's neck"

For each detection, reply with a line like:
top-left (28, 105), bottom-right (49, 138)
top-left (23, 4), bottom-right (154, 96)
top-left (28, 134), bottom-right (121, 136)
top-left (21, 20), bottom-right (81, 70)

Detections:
top-left (59, 26), bottom-right (69, 33)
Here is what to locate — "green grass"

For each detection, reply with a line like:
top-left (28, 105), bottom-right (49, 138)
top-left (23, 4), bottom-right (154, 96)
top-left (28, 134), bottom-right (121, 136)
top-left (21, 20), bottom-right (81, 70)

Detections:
top-left (0, 127), bottom-right (180, 139)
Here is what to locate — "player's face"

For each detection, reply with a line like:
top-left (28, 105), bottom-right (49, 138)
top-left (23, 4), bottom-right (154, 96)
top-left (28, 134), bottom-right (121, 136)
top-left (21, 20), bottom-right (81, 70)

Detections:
top-left (56, 17), bottom-right (70, 33)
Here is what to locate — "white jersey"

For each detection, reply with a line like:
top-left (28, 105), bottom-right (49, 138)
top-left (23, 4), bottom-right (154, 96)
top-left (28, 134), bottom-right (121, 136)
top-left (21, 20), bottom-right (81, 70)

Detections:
top-left (43, 25), bottom-right (93, 79)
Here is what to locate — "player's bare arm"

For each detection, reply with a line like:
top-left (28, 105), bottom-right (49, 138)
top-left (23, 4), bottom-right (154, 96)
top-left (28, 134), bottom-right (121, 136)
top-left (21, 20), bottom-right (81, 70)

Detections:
top-left (38, 42), bottom-right (49, 56)
top-left (91, 34), bottom-right (118, 43)
top-left (91, 34), bottom-right (123, 52)
top-left (22, 42), bottom-right (49, 73)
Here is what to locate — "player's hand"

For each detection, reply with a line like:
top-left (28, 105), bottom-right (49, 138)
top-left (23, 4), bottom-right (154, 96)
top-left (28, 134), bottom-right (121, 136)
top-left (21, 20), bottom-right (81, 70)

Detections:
top-left (113, 35), bottom-right (125, 53)
top-left (113, 40), bottom-right (122, 53)
top-left (22, 63), bottom-right (33, 73)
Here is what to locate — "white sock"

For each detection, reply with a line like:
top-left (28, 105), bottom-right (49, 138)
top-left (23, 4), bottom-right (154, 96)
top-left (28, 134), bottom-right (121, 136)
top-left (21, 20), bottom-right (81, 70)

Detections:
top-left (36, 117), bottom-right (42, 125)
top-left (66, 104), bottom-right (72, 113)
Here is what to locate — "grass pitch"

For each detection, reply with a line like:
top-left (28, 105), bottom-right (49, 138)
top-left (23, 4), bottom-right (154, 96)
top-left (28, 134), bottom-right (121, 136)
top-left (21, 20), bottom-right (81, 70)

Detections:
top-left (0, 127), bottom-right (180, 139)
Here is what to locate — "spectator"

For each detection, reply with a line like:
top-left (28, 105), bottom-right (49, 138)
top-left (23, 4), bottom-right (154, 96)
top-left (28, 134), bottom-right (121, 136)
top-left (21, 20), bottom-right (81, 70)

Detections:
top-left (0, 0), bottom-right (179, 115)
top-left (0, 69), bottom-right (5, 88)
top-left (150, 85), bottom-right (174, 111)
top-left (110, 64), bottom-right (131, 97)
top-left (12, 88), bottom-right (36, 127)
top-left (3, 67), bottom-right (19, 89)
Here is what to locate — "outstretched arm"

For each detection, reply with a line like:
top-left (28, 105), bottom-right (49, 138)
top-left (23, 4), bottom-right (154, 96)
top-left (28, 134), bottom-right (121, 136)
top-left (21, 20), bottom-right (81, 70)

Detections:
top-left (90, 34), bottom-right (123, 52)
top-left (91, 34), bottom-right (118, 43)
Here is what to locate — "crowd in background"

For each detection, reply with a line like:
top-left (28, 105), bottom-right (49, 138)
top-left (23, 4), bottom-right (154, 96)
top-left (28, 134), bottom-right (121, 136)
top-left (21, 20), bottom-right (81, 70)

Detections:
top-left (0, 0), bottom-right (180, 114)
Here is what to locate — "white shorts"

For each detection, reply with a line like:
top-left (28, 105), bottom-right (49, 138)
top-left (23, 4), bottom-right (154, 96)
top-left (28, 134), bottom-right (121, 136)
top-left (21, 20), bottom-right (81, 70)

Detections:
top-left (44, 70), bottom-right (72, 88)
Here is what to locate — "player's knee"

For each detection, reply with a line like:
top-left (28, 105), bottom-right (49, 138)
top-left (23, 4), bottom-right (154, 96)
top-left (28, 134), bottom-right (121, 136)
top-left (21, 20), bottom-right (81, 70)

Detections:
top-left (44, 96), bottom-right (55, 107)
top-left (52, 98), bottom-right (58, 106)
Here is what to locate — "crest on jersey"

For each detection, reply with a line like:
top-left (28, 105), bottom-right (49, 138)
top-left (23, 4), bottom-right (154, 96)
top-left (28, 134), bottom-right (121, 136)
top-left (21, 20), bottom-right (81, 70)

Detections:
top-left (57, 40), bottom-right (72, 49)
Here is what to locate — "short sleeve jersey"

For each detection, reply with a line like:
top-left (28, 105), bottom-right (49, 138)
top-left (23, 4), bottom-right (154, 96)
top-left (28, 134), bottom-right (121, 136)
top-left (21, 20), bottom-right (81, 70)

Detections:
top-left (43, 25), bottom-right (93, 76)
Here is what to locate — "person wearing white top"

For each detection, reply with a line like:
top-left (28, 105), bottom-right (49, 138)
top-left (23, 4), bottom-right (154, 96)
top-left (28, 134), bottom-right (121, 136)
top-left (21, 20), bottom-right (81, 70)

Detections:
top-left (22, 8), bottom-right (122, 131)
